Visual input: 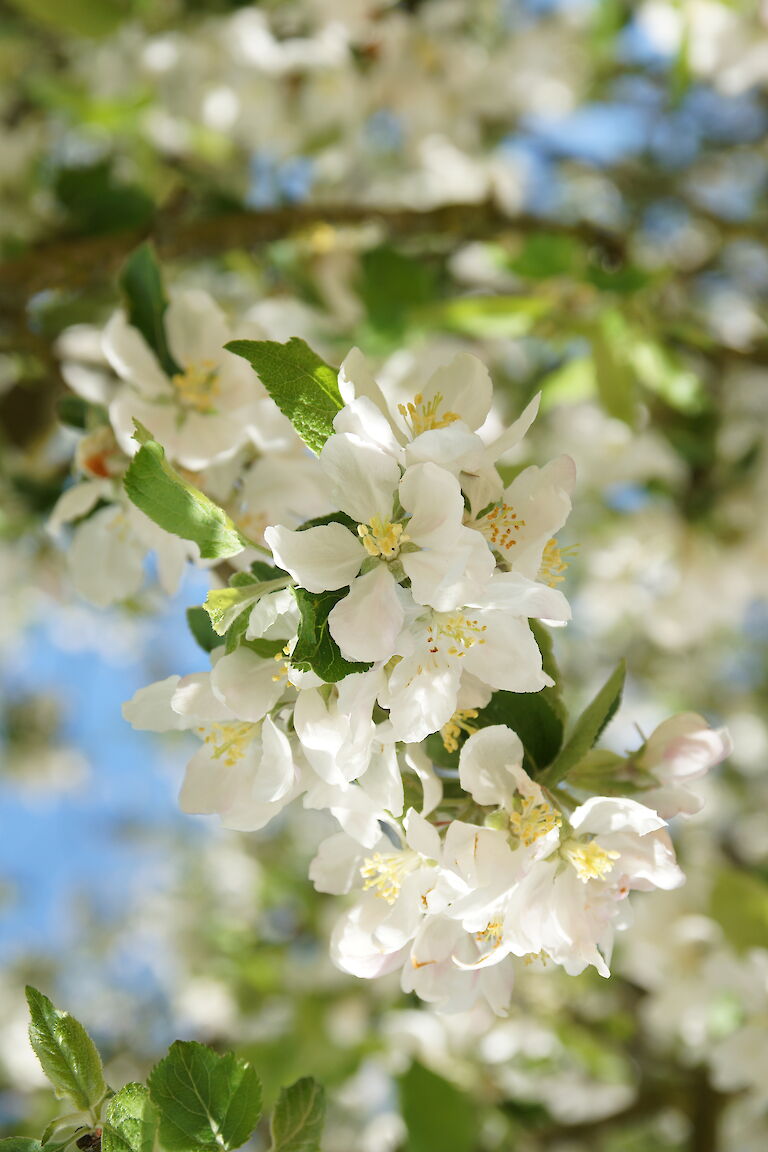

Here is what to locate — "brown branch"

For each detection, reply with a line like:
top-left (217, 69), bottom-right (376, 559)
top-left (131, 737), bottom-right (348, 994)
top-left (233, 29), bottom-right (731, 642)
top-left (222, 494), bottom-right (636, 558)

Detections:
top-left (0, 200), bottom-right (625, 309)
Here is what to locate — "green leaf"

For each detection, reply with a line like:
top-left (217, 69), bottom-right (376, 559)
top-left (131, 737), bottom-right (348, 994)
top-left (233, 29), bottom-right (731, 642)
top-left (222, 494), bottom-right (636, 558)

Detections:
top-left (225, 338), bottom-right (342, 456)
top-left (0, 1141), bottom-right (45, 1151)
top-left (57, 394), bottom-right (99, 431)
top-left (296, 511), bottom-right (357, 533)
top-left (243, 637), bottom-right (286, 659)
top-left (509, 233), bottom-right (582, 280)
top-left (291, 587), bottom-right (372, 683)
top-left (123, 432), bottom-right (249, 559)
top-left (54, 161), bottom-right (154, 236)
top-left (530, 620), bottom-right (567, 725)
top-left (422, 295), bottom-right (550, 339)
top-left (147, 1041), bottom-right (262, 1152)
top-left (359, 245), bottom-right (436, 336)
top-left (592, 311), bottom-right (636, 426)
top-left (399, 1062), bottom-right (476, 1152)
top-left (249, 561), bottom-right (287, 581)
top-left (25, 986), bottom-right (106, 1113)
top-left (187, 606), bottom-right (224, 653)
top-left (118, 243), bottom-right (180, 378)
top-left (204, 577), bottom-right (289, 637)
top-left (269, 1078), bottom-right (325, 1152)
top-left (540, 662), bottom-right (626, 789)
top-left (102, 1084), bottom-right (157, 1152)
top-left (711, 869), bottom-right (768, 954)
top-left (476, 690), bottom-right (564, 774)
top-left (425, 686), bottom-right (563, 775)
top-left (6, 0), bottom-right (127, 37)
top-left (566, 749), bottom-right (646, 796)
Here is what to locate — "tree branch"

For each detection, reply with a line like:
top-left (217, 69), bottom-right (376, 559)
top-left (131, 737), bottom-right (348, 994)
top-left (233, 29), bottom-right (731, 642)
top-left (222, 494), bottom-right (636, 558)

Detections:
top-left (0, 200), bottom-right (625, 309)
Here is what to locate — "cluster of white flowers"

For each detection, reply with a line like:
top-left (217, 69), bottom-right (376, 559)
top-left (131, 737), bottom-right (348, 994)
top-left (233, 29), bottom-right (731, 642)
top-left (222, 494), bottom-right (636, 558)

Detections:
top-left (49, 290), bottom-right (331, 606)
top-left (99, 311), bottom-right (732, 1014)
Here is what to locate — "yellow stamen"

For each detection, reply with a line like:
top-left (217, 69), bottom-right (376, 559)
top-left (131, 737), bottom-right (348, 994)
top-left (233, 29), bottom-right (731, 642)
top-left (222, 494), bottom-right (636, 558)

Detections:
top-left (357, 517), bottom-right (408, 559)
top-left (440, 708), bottom-right (479, 754)
top-left (564, 840), bottom-right (620, 883)
top-left (538, 539), bottom-right (578, 587)
top-left (272, 646), bottom-right (291, 683)
top-left (360, 850), bottom-right (417, 904)
top-left (476, 919), bottom-right (504, 947)
top-left (481, 502), bottom-right (527, 551)
top-left (414, 614), bottom-right (488, 675)
top-left (397, 391), bottom-right (460, 438)
top-left (196, 721), bottom-right (258, 767)
top-left (508, 794), bottom-right (562, 847)
top-left (172, 359), bottom-right (221, 413)
top-left (523, 950), bottom-right (549, 967)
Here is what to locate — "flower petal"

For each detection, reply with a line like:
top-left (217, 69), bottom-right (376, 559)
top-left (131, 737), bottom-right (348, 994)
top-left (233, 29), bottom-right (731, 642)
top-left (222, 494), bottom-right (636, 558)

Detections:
top-left (265, 522), bottom-right (364, 592)
top-left (210, 646), bottom-right (284, 722)
top-left (165, 289), bottom-right (231, 369)
top-left (320, 432), bottom-right (401, 524)
top-left (459, 724), bottom-right (525, 807)
top-left (328, 566), bottom-right (404, 663)
top-left (123, 675), bottom-right (185, 732)
top-left (102, 311), bottom-right (169, 397)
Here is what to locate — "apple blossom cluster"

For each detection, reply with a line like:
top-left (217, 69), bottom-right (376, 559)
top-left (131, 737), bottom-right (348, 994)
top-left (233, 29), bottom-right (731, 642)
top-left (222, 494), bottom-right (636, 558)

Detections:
top-left (49, 286), bottom-right (333, 606)
top-left (52, 261), bottom-right (728, 1014)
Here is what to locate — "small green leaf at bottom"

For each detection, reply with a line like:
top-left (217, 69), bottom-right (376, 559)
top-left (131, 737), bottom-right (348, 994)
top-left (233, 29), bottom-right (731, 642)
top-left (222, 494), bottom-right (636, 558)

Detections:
top-left (269, 1078), bottom-right (325, 1152)
top-left (102, 1083), bottom-right (156, 1152)
top-left (399, 1062), bottom-right (476, 1152)
top-left (147, 1041), bottom-right (262, 1152)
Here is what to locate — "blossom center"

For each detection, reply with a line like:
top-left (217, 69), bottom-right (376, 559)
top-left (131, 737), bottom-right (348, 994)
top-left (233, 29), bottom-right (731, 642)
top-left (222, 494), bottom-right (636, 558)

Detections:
top-left (508, 794), bottom-right (562, 846)
top-left (427, 613), bottom-right (488, 659)
top-left (357, 517), bottom-right (408, 559)
top-left (480, 502), bottom-right (527, 551)
top-left (360, 850), bottom-right (418, 904)
top-left (197, 721), bottom-right (259, 766)
top-left (476, 919), bottom-right (503, 948)
top-left (397, 391), bottom-right (460, 437)
top-left (440, 708), bottom-right (479, 753)
top-left (563, 840), bottom-right (620, 883)
top-left (538, 539), bottom-right (577, 587)
top-left (172, 359), bottom-right (221, 413)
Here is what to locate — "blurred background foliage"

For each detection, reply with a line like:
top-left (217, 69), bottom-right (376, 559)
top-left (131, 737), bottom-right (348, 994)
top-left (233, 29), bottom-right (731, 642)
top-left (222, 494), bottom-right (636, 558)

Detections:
top-left (0, 0), bottom-right (767, 1149)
